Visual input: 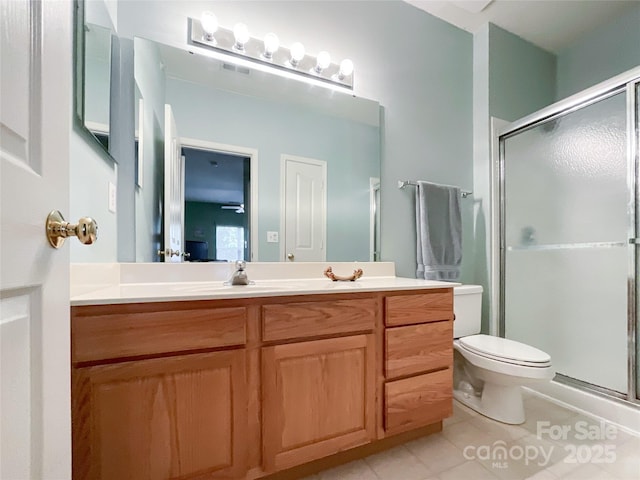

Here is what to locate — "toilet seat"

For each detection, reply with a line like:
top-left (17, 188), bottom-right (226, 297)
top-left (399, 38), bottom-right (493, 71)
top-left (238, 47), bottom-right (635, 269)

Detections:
top-left (458, 334), bottom-right (551, 368)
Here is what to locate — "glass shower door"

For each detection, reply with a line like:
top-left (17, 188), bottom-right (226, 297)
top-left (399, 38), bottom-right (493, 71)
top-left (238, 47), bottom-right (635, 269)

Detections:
top-left (637, 82), bottom-right (640, 400)
top-left (501, 91), bottom-right (629, 394)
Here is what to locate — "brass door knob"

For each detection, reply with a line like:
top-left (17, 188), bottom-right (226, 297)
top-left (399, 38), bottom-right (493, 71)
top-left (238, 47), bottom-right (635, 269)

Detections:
top-left (46, 210), bottom-right (98, 248)
top-left (287, 253), bottom-right (294, 260)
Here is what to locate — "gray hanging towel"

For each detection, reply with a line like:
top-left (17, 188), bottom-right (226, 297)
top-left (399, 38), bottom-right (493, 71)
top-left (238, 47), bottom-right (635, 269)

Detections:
top-left (415, 181), bottom-right (462, 281)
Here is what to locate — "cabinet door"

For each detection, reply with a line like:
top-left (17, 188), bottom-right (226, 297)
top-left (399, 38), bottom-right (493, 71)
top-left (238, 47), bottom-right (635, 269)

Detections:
top-left (262, 335), bottom-right (376, 472)
top-left (72, 350), bottom-right (246, 480)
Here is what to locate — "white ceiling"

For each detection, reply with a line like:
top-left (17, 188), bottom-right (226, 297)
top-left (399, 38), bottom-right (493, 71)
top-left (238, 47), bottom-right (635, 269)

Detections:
top-left (404, 0), bottom-right (639, 53)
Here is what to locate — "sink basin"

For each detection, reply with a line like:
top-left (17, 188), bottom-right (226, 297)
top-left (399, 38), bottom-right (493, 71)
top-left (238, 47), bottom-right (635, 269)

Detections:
top-left (111, 278), bottom-right (400, 302)
top-left (167, 282), bottom-right (299, 294)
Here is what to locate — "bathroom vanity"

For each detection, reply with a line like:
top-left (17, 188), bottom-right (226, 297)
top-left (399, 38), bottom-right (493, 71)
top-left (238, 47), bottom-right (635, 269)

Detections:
top-left (70, 264), bottom-right (456, 479)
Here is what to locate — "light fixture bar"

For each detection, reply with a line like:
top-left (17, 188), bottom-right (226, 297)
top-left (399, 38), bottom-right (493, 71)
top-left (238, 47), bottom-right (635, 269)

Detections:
top-left (187, 17), bottom-right (354, 90)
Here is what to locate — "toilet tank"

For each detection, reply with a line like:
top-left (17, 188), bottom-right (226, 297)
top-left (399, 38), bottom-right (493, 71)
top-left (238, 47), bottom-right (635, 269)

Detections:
top-left (453, 285), bottom-right (483, 338)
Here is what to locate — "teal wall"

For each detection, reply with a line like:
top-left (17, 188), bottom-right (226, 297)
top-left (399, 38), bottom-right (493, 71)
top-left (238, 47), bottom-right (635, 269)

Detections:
top-left (110, 37), bottom-right (137, 261)
top-left (488, 25), bottom-right (557, 121)
top-left (472, 25), bottom-right (491, 333)
top-left (134, 37), bottom-right (165, 262)
top-left (185, 201), bottom-right (247, 261)
top-left (473, 24), bottom-right (557, 333)
top-left (69, 129), bottom-right (118, 262)
top-left (556, 3), bottom-right (640, 100)
top-left (374, 4), bottom-right (473, 279)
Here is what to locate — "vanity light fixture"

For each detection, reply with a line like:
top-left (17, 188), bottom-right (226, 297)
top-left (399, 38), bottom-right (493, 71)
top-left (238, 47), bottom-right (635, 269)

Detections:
top-left (200, 11), bottom-right (218, 43)
top-left (314, 51), bottom-right (331, 74)
top-left (289, 42), bottom-right (305, 67)
top-left (337, 59), bottom-right (354, 80)
top-left (233, 23), bottom-right (250, 51)
top-left (263, 32), bottom-right (279, 60)
top-left (187, 15), bottom-right (354, 90)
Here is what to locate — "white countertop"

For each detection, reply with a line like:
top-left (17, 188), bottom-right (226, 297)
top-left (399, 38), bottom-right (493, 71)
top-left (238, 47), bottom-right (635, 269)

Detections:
top-left (70, 263), bottom-right (459, 306)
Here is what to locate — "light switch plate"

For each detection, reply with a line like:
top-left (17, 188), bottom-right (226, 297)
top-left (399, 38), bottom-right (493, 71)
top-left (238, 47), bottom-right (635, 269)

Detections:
top-left (108, 182), bottom-right (117, 213)
top-left (267, 231), bottom-right (279, 243)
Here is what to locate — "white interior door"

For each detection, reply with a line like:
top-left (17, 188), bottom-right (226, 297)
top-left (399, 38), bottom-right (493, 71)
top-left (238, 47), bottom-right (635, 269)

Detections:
top-left (282, 155), bottom-right (327, 262)
top-left (163, 104), bottom-right (184, 262)
top-left (0, 1), bottom-right (72, 478)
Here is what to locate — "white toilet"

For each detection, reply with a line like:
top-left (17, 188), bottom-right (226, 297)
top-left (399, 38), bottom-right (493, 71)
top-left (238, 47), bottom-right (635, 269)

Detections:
top-left (453, 285), bottom-right (555, 425)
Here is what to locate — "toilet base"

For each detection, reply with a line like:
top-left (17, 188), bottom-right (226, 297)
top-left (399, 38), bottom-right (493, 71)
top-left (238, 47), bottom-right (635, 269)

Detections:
top-left (453, 383), bottom-right (526, 425)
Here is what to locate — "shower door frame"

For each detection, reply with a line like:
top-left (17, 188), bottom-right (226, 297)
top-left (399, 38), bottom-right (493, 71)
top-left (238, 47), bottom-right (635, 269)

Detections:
top-left (495, 66), bottom-right (640, 405)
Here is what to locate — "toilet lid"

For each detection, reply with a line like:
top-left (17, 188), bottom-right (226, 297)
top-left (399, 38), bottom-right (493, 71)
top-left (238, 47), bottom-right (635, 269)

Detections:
top-left (459, 334), bottom-right (551, 366)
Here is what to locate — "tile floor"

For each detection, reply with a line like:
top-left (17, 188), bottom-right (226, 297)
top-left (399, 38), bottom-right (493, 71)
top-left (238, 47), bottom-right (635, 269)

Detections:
top-left (302, 392), bottom-right (640, 480)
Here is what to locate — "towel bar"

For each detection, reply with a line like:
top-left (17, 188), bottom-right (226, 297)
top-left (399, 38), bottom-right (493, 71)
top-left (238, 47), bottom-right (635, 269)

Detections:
top-left (397, 180), bottom-right (472, 198)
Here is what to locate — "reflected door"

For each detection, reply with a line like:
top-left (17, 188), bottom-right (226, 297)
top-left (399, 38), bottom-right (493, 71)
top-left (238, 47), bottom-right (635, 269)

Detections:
top-left (282, 156), bottom-right (326, 262)
top-left (163, 104), bottom-right (184, 262)
top-left (501, 91), bottom-right (629, 394)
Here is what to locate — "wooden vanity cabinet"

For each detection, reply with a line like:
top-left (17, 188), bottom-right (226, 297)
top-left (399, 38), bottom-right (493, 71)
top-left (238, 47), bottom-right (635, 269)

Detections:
top-left (71, 289), bottom-right (454, 480)
top-left (261, 296), bottom-right (378, 472)
top-left (71, 302), bottom-right (249, 480)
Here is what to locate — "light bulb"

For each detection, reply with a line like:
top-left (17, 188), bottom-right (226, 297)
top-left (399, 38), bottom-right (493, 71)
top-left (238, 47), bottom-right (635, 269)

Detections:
top-left (263, 32), bottom-right (279, 59)
top-left (289, 42), bottom-right (305, 66)
top-left (200, 11), bottom-right (218, 42)
top-left (233, 23), bottom-right (250, 50)
top-left (315, 51), bottom-right (331, 73)
top-left (338, 59), bottom-right (354, 78)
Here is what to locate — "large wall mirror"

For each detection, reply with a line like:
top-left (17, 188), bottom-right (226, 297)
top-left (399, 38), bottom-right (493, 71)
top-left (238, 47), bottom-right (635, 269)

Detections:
top-left (134, 38), bottom-right (381, 263)
top-left (76, 0), bottom-right (382, 264)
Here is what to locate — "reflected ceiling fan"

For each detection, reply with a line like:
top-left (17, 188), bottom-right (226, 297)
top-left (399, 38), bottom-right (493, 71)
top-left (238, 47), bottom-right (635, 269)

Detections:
top-left (221, 203), bottom-right (245, 214)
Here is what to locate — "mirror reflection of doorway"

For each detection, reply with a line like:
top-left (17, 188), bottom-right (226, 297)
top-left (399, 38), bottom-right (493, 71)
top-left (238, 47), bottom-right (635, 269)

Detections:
top-left (183, 147), bottom-right (251, 262)
top-left (281, 155), bottom-right (327, 262)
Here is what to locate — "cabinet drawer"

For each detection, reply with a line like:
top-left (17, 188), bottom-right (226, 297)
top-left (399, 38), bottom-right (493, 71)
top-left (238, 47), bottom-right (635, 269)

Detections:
top-left (72, 307), bottom-right (247, 363)
top-left (385, 368), bottom-right (452, 433)
top-left (385, 290), bottom-right (453, 326)
top-left (262, 298), bottom-right (377, 342)
top-left (385, 320), bottom-right (452, 379)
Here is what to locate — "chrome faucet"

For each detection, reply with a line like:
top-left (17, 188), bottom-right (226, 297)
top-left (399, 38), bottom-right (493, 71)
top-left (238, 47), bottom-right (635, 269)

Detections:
top-left (229, 260), bottom-right (250, 285)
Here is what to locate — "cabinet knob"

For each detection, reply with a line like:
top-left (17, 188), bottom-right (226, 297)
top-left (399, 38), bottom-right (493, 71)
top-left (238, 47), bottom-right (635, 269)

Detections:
top-left (46, 210), bottom-right (98, 248)
top-left (287, 253), bottom-right (294, 261)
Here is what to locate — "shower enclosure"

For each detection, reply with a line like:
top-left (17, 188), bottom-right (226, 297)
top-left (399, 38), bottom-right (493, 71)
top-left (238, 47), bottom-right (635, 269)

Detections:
top-left (498, 67), bottom-right (640, 404)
